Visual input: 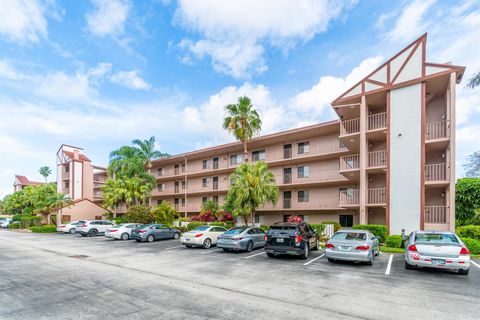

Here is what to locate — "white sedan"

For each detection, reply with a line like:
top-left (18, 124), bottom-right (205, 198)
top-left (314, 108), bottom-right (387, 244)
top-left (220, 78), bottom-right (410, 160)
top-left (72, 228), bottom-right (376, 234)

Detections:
top-left (57, 221), bottom-right (86, 234)
top-left (105, 223), bottom-right (143, 240)
top-left (181, 225), bottom-right (227, 248)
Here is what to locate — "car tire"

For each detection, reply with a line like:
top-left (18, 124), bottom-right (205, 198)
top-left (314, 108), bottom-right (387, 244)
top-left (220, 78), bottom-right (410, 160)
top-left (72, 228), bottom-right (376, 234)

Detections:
top-left (375, 248), bottom-right (380, 256)
top-left (327, 258), bottom-right (336, 263)
top-left (81, 234), bottom-right (87, 237)
top-left (301, 244), bottom-right (310, 260)
top-left (222, 248), bottom-right (230, 252)
top-left (405, 261), bottom-right (414, 270)
top-left (459, 268), bottom-right (469, 276)
top-left (121, 233), bottom-right (129, 241)
top-left (312, 239), bottom-right (319, 251)
top-left (147, 235), bottom-right (154, 243)
top-left (135, 239), bottom-right (141, 242)
top-left (246, 241), bottom-right (254, 252)
top-left (203, 238), bottom-right (212, 249)
top-left (69, 228), bottom-right (76, 234)
top-left (366, 253), bottom-right (374, 266)
top-left (185, 244), bottom-right (192, 248)
top-left (89, 229), bottom-right (98, 237)
top-left (173, 233), bottom-right (180, 240)
top-left (266, 252), bottom-right (275, 258)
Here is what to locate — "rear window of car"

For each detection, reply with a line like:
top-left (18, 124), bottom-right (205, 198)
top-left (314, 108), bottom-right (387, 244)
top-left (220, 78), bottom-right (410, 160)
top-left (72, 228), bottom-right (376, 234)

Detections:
top-left (192, 226), bottom-right (210, 231)
top-left (332, 232), bottom-right (367, 241)
top-left (225, 228), bottom-right (245, 235)
top-left (270, 225), bottom-right (297, 230)
top-left (415, 233), bottom-right (459, 244)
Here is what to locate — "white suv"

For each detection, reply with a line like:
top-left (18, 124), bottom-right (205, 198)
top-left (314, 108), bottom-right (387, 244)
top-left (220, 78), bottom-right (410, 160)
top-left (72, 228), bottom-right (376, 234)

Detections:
top-left (77, 220), bottom-right (113, 237)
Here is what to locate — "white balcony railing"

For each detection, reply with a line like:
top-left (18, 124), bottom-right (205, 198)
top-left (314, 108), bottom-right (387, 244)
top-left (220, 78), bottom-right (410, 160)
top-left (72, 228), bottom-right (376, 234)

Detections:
top-left (340, 118), bottom-right (360, 136)
top-left (339, 189), bottom-right (360, 206)
top-left (340, 154), bottom-right (360, 171)
top-left (367, 188), bottom-right (386, 204)
top-left (425, 206), bottom-right (447, 224)
top-left (426, 121), bottom-right (448, 140)
top-left (425, 163), bottom-right (447, 181)
top-left (368, 112), bottom-right (387, 131)
top-left (368, 150), bottom-right (387, 168)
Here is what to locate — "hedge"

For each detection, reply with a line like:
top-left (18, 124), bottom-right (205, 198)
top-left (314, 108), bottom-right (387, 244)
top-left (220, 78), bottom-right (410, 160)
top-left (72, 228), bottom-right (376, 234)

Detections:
top-left (30, 224), bottom-right (57, 233)
top-left (457, 226), bottom-right (480, 240)
top-left (310, 224), bottom-right (326, 235)
top-left (260, 225), bottom-right (270, 232)
top-left (385, 235), bottom-right (403, 248)
top-left (186, 221), bottom-right (209, 231)
top-left (321, 221), bottom-right (341, 232)
top-left (461, 238), bottom-right (480, 255)
top-left (352, 224), bottom-right (387, 243)
top-left (8, 222), bottom-right (21, 229)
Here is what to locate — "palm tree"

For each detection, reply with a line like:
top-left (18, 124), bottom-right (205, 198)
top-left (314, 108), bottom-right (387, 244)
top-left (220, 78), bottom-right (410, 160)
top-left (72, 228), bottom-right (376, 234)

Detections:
top-left (39, 166), bottom-right (52, 183)
top-left (102, 178), bottom-right (126, 216)
top-left (468, 72), bottom-right (480, 89)
top-left (152, 201), bottom-right (178, 224)
top-left (223, 96), bottom-right (262, 163)
top-left (228, 162), bottom-right (279, 226)
top-left (201, 199), bottom-right (219, 213)
top-left (108, 146), bottom-right (144, 178)
top-left (132, 136), bottom-right (169, 170)
top-left (50, 193), bottom-right (74, 226)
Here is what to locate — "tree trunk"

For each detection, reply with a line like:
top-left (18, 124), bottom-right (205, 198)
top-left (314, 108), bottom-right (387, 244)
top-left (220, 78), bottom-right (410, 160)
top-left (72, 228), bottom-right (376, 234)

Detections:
top-left (243, 139), bottom-right (248, 163)
top-left (56, 208), bottom-right (62, 226)
top-left (251, 209), bottom-right (256, 227)
top-left (243, 215), bottom-right (248, 226)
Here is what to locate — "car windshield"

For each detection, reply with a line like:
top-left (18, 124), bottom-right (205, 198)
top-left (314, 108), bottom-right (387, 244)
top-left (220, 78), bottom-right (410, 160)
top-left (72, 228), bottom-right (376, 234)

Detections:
top-left (270, 225), bottom-right (296, 230)
top-left (415, 233), bottom-right (459, 244)
top-left (192, 226), bottom-right (210, 231)
top-left (332, 232), bottom-right (367, 241)
top-left (138, 224), bottom-right (151, 229)
top-left (224, 228), bottom-right (245, 235)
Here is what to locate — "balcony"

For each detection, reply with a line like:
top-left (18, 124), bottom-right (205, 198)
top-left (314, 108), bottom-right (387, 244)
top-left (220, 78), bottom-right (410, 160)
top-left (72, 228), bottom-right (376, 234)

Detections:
top-left (368, 112), bottom-right (387, 131)
top-left (281, 169), bottom-right (347, 186)
top-left (93, 191), bottom-right (103, 199)
top-left (340, 154), bottom-right (360, 171)
top-left (340, 118), bottom-right (360, 136)
top-left (258, 198), bottom-right (339, 211)
top-left (367, 188), bottom-right (386, 205)
top-left (425, 163), bottom-right (447, 182)
top-left (425, 206), bottom-right (447, 224)
top-left (425, 121), bottom-right (448, 140)
top-left (62, 171), bottom-right (69, 180)
top-left (339, 189), bottom-right (359, 206)
top-left (368, 150), bottom-right (387, 168)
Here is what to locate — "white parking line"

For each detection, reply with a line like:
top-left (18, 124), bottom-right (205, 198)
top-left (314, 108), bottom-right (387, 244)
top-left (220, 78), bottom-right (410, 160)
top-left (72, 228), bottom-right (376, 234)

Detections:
top-left (303, 254), bottom-right (325, 266)
top-left (244, 252), bottom-right (266, 259)
top-left (385, 254), bottom-right (393, 275)
top-left (165, 245), bottom-right (184, 250)
top-left (201, 248), bottom-right (223, 254)
top-left (471, 261), bottom-right (480, 269)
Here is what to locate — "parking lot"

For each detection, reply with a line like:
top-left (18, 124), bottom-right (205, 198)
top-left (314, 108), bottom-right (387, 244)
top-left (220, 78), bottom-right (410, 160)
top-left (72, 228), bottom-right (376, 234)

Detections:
top-left (1, 229), bottom-right (479, 320)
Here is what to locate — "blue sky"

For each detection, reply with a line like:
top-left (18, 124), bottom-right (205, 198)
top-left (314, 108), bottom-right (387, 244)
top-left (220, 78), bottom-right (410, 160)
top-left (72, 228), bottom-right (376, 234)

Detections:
top-left (0, 0), bottom-right (479, 197)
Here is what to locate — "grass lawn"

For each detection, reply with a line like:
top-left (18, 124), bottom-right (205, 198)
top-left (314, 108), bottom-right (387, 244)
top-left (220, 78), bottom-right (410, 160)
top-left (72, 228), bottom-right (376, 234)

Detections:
top-left (380, 246), bottom-right (405, 254)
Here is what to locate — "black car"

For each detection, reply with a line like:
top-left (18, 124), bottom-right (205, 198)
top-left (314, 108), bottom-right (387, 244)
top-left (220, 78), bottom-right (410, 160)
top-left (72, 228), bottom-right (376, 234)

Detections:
top-left (264, 222), bottom-right (319, 259)
top-left (131, 224), bottom-right (181, 242)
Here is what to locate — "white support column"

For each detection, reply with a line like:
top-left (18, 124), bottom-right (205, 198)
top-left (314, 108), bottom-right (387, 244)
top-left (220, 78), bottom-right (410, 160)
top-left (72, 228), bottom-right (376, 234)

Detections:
top-left (448, 72), bottom-right (456, 231)
top-left (359, 95), bottom-right (368, 224)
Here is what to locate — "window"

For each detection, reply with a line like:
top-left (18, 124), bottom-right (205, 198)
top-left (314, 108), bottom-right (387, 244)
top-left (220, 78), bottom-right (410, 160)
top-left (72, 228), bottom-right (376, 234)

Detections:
top-left (298, 141), bottom-right (310, 154)
top-left (181, 163), bottom-right (186, 172)
top-left (297, 166), bottom-right (310, 178)
top-left (298, 190), bottom-right (309, 202)
top-left (174, 165), bottom-right (179, 174)
top-left (283, 144), bottom-right (292, 159)
top-left (252, 150), bottom-right (266, 161)
top-left (230, 154), bottom-right (243, 165)
top-left (202, 178), bottom-right (209, 188)
top-left (157, 199), bottom-right (162, 205)
top-left (283, 191), bottom-right (292, 209)
top-left (157, 168), bottom-right (164, 176)
top-left (339, 215), bottom-right (353, 227)
top-left (202, 159), bottom-right (209, 169)
top-left (213, 195), bottom-right (218, 203)
top-left (174, 198), bottom-right (179, 205)
top-left (213, 157), bottom-right (219, 169)
top-left (202, 197), bottom-right (208, 204)
top-left (157, 183), bottom-right (165, 191)
top-left (182, 180), bottom-right (186, 189)
top-left (181, 198), bottom-right (185, 206)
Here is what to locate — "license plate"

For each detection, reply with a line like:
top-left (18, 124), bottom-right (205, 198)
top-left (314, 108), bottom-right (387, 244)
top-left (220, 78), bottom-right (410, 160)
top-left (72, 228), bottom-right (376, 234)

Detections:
top-left (276, 238), bottom-right (284, 243)
top-left (432, 259), bottom-right (445, 265)
top-left (340, 246), bottom-right (351, 250)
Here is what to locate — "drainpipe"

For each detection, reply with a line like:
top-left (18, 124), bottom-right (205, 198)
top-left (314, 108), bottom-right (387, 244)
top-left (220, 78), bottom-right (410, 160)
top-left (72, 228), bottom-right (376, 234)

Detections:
top-left (182, 155), bottom-right (188, 218)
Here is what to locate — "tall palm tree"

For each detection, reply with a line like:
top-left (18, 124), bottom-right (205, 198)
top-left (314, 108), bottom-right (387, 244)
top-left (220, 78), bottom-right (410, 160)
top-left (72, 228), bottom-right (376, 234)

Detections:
top-left (468, 72), bottom-right (480, 89)
top-left (102, 178), bottom-right (126, 216)
top-left (108, 146), bottom-right (144, 177)
top-left (223, 96), bottom-right (262, 163)
top-left (132, 136), bottom-right (169, 170)
top-left (50, 193), bottom-right (74, 226)
top-left (39, 166), bottom-right (52, 183)
top-left (228, 162), bottom-right (279, 226)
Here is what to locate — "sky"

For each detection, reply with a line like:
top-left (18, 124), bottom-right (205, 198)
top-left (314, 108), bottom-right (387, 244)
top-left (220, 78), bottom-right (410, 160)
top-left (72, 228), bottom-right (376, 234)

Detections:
top-left (0, 0), bottom-right (479, 198)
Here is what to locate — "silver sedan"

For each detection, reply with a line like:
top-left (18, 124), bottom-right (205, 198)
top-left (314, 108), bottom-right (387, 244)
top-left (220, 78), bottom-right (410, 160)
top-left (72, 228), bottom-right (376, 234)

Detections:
top-left (405, 231), bottom-right (470, 275)
top-left (325, 230), bottom-right (380, 265)
top-left (217, 227), bottom-right (266, 252)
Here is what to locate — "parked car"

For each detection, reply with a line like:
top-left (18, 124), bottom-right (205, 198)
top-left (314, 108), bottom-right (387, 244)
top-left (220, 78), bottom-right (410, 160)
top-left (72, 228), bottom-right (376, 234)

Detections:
top-left (76, 220), bottom-right (114, 237)
top-left (181, 225), bottom-right (227, 248)
top-left (105, 223), bottom-right (143, 240)
top-left (405, 231), bottom-right (470, 275)
top-left (131, 224), bottom-right (181, 242)
top-left (57, 221), bottom-right (86, 234)
top-left (217, 227), bottom-right (266, 252)
top-left (264, 222), bottom-right (319, 259)
top-left (0, 218), bottom-right (13, 228)
top-left (325, 230), bottom-right (380, 265)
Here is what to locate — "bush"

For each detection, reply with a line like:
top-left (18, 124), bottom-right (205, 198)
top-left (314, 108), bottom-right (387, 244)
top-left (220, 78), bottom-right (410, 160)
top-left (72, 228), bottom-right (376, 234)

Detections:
top-left (385, 235), bottom-right (403, 248)
top-left (457, 225), bottom-right (480, 240)
top-left (321, 221), bottom-right (341, 233)
top-left (8, 222), bottom-right (21, 229)
top-left (260, 225), bottom-right (269, 232)
top-left (175, 226), bottom-right (187, 233)
top-left (30, 224), bottom-right (57, 233)
top-left (287, 215), bottom-right (303, 223)
top-left (461, 238), bottom-right (480, 255)
top-left (123, 205), bottom-right (155, 224)
top-left (186, 221), bottom-right (207, 231)
top-left (352, 224), bottom-right (387, 243)
top-left (310, 224), bottom-right (326, 235)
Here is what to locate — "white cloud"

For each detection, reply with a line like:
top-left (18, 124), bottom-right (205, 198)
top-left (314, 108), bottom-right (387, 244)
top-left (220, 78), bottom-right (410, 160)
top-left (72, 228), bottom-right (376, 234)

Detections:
top-left (86, 0), bottom-right (130, 37)
top-left (174, 0), bottom-right (357, 78)
top-left (110, 71), bottom-right (151, 90)
top-left (36, 72), bottom-right (92, 101)
top-left (0, 0), bottom-right (48, 43)
top-left (0, 60), bottom-right (23, 80)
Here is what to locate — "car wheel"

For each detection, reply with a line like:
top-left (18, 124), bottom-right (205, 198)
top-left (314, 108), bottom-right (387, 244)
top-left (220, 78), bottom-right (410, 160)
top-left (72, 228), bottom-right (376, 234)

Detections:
top-left (459, 268), bottom-right (469, 276)
top-left (301, 243), bottom-right (310, 260)
top-left (405, 261), bottom-right (414, 270)
top-left (88, 229), bottom-right (98, 237)
top-left (366, 253), bottom-right (374, 266)
top-left (185, 244), bottom-right (192, 248)
top-left (135, 239), bottom-right (141, 242)
top-left (69, 228), bottom-right (76, 234)
top-left (312, 239), bottom-right (319, 251)
top-left (147, 235), bottom-right (154, 243)
top-left (81, 234), bottom-right (87, 237)
top-left (173, 233), bottom-right (180, 240)
top-left (203, 238), bottom-right (212, 249)
top-left (121, 233), bottom-right (129, 241)
top-left (375, 248), bottom-right (380, 256)
top-left (222, 248), bottom-right (230, 252)
top-left (266, 252), bottom-right (275, 258)
top-left (245, 241), bottom-right (254, 252)
top-left (327, 258), bottom-right (336, 263)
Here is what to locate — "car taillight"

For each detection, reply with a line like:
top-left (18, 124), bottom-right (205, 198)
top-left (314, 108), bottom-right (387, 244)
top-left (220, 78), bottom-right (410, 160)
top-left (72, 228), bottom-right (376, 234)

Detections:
top-left (460, 246), bottom-right (470, 255)
top-left (325, 243), bottom-right (334, 249)
top-left (138, 230), bottom-right (145, 233)
top-left (264, 235), bottom-right (267, 241)
top-left (59, 225), bottom-right (66, 228)
top-left (232, 237), bottom-right (243, 241)
top-left (295, 235), bottom-right (302, 245)
top-left (110, 229), bottom-right (117, 232)
top-left (195, 233), bottom-right (203, 238)
top-left (408, 244), bottom-right (417, 252)
top-left (355, 245), bottom-right (370, 251)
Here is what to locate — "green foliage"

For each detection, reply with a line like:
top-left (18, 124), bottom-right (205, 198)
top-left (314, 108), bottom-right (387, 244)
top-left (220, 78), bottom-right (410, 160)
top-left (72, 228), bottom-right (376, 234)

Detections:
top-left (467, 72), bottom-right (480, 89)
top-left (39, 166), bottom-right (52, 182)
top-left (352, 224), bottom-right (387, 243)
top-left (209, 221), bottom-right (235, 229)
top-left (8, 222), bottom-right (21, 229)
top-left (1, 183), bottom-right (58, 216)
top-left (30, 225), bottom-right (57, 233)
top-left (310, 224), bottom-right (326, 235)
top-left (123, 205), bottom-right (156, 224)
top-left (321, 221), bottom-right (341, 233)
top-left (201, 199), bottom-right (219, 213)
top-left (380, 245), bottom-right (405, 254)
top-left (456, 178), bottom-right (480, 226)
top-left (385, 235), bottom-right (403, 248)
top-left (260, 225), bottom-right (269, 232)
top-left (151, 201), bottom-right (178, 225)
top-left (461, 238), bottom-right (480, 255)
top-left (456, 225), bottom-right (480, 240)
top-left (186, 221), bottom-right (207, 231)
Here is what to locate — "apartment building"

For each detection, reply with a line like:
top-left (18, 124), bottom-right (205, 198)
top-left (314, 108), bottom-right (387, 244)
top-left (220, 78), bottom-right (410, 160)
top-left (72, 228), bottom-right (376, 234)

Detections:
top-left (151, 34), bottom-right (463, 233)
top-left (13, 175), bottom-right (44, 192)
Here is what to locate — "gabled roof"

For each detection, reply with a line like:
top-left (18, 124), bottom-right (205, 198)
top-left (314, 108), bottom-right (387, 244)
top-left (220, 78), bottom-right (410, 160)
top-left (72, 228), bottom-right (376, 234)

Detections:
top-left (14, 175), bottom-right (44, 186)
top-left (63, 150), bottom-right (91, 162)
top-left (331, 33), bottom-right (465, 106)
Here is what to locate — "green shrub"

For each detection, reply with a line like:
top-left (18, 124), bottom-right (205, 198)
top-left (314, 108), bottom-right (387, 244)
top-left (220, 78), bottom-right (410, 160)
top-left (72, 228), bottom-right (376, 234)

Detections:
top-left (186, 221), bottom-right (207, 231)
top-left (385, 235), bottom-right (403, 248)
top-left (461, 238), bottom-right (480, 255)
top-left (457, 225), bottom-right (480, 240)
top-left (260, 225), bottom-right (270, 232)
top-left (321, 221), bottom-right (341, 232)
top-left (174, 226), bottom-right (187, 233)
top-left (352, 224), bottom-right (387, 243)
top-left (310, 224), bottom-right (326, 235)
top-left (30, 224), bottom-right (57, 233)
top-left (8, 222), bottom-right (21, 229)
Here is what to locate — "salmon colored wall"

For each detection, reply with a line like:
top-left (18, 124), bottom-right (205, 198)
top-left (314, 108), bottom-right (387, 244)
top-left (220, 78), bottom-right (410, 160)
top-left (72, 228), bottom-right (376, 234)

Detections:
top-left (61, 200), bottom-right (108, 222)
